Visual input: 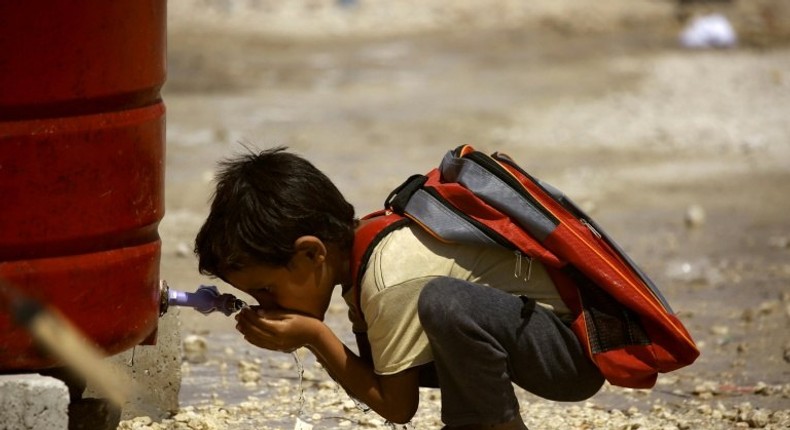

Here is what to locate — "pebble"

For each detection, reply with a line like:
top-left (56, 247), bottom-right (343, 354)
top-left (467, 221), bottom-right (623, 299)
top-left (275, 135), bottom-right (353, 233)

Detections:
top-left (238, 360), bottom-right (261, 384)
top-left (746, 410), bottom-right (770, 428)
top-left (684, 204), bottom-right (706, 228)
top-left (175, 242), bottom-right (192, 257)
top-left (710, 325), bottom-right (729, 336)
top-left (768, 236), bottom-right (790, 249)
top-left (182, 335), bottom-right (208, 364)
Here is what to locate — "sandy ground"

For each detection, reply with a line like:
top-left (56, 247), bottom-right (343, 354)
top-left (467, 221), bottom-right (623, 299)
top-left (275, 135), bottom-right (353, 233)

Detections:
top-left (125, 3), bottom-right (790, 429)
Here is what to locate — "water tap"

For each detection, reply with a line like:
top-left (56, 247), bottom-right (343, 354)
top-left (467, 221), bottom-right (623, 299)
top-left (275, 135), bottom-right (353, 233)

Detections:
top-left (159, 280), bottom-right (246, 316)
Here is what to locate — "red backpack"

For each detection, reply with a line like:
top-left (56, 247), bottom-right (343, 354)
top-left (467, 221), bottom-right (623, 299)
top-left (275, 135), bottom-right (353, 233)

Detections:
top-left (349, 145), bottom-right (699, 389)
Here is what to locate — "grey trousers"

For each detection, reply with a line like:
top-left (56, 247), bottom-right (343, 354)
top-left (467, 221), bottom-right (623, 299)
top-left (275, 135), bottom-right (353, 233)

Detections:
top-left (417, 277), bottom-right (604, 426)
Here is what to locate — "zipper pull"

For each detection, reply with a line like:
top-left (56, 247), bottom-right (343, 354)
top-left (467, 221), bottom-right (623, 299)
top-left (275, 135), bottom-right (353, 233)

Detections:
top-left (524, 255), bottom-right (533, 282)
top-left (514, 251), bottom-right (533, 282)
top-left (581, 219), bottom-right (602, 239)
top-left (514, 251), bottom-right (522, 279)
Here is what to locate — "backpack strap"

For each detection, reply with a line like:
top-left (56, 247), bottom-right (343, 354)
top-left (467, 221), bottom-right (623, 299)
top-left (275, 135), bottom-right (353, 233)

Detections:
top-left (385, 174), bottom-right (428, 213)
top-left (347, 211), bottom-right (410, 331)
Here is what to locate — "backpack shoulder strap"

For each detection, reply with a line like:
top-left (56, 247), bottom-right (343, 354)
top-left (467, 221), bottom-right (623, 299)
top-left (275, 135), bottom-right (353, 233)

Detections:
top-left (346, 211), bottom-right (410, 329)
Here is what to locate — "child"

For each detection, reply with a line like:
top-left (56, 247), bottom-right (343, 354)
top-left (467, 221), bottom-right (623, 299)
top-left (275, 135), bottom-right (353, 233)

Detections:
top-left (194, 147), bottom-right (604, 429)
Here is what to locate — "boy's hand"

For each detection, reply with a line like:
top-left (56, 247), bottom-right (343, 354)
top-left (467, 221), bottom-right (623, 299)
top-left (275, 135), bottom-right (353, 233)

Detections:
top-left (234, 306), bottom-right (320, 352)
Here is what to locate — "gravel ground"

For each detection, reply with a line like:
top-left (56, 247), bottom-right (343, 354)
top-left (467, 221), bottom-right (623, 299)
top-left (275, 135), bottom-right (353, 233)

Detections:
top-left (120, 2), bottom-right (789, 429)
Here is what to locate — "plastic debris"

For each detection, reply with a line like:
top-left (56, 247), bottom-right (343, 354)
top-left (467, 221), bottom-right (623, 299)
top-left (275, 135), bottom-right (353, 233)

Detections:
top-left (680, 13), bottom-right (738, 49)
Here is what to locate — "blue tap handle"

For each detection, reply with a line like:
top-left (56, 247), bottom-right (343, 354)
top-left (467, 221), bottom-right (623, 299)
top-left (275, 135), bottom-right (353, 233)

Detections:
top-left (160, 282), bottom-right (246, 316)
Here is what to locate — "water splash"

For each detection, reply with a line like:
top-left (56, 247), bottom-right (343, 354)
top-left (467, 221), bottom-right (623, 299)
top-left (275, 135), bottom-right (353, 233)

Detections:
top-left (291, 348), bottom-right (413, 428)
top-left (292, 349), bottom-right (307, 417)
top-left (291, 349), bottom-right (313, 429)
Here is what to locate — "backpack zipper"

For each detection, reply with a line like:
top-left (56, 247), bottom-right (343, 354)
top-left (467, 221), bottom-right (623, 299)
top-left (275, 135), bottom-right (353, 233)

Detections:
top-left (493, 151), bottom-right (678, 315)
top-left (465, 148), bottom-right (696, 351)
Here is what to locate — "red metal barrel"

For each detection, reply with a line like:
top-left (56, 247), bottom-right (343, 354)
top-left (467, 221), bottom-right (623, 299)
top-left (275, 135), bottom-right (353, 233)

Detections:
top-left (0, 1), bottom-right (166, 370)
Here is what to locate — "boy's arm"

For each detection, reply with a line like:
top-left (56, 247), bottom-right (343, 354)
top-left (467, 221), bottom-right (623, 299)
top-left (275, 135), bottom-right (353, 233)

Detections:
top-left (235, 308), bottom-right (420, 424)
top-left (308, 322), bottom-right (421, 424)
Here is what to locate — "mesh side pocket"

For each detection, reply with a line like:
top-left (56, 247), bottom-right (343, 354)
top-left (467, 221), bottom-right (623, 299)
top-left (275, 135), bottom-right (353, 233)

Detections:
top-left (571, 269), bottom-right (651, 353)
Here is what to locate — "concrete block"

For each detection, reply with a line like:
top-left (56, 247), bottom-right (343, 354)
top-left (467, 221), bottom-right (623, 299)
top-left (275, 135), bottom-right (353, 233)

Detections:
top-left (0, 374), bottom-right (69, 430)
top-left (84, 307), bottom-right (182, 420)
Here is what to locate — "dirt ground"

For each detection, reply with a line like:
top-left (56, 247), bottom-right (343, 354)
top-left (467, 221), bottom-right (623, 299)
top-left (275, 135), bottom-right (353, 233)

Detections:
top-left (127, 3), bottom-right (790, 429)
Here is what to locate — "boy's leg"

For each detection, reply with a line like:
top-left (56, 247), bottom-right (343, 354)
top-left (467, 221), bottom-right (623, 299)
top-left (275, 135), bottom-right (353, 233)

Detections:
top-left (417, 277), bottom-right (604, 427)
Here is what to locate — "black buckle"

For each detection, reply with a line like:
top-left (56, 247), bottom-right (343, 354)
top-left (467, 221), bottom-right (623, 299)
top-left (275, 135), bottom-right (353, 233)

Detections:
top-left (384, 174), bottom-right (428, 214)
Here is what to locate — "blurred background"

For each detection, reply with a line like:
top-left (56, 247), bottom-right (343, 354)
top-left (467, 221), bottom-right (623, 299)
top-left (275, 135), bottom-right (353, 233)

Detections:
top-left (152, 0), bottom-right (790, 428)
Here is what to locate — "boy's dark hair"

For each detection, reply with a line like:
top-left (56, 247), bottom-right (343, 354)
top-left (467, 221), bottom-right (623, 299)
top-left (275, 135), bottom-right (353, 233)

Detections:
top-left (194, 146), bottom-right (356, 277)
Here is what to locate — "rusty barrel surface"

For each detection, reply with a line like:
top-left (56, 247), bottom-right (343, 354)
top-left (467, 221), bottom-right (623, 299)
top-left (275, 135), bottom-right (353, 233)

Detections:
top-left (0, 0), bottom-right (166, 370)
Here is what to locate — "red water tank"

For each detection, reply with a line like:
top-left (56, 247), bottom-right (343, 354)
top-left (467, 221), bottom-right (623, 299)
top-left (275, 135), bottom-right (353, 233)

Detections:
top-left (0, 1), bottom-right (166, 370)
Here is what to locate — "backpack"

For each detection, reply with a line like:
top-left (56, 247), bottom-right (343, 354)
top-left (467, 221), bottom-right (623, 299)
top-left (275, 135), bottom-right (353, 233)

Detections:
top-left (349, 145), bottom-right (699, 389)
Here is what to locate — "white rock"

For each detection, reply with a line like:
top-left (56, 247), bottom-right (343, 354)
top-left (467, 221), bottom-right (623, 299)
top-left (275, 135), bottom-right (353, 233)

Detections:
top-left (684, 204), bottom-right (706, 228)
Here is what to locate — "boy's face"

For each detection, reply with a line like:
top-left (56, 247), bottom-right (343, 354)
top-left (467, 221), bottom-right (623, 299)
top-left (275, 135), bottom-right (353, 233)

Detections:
top-left (225, 259), bottom-right (331, 320)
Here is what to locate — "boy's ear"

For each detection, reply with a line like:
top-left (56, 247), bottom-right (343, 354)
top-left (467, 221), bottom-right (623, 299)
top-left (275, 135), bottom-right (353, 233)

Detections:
top-left (293, 236), bottom-right (327, 266)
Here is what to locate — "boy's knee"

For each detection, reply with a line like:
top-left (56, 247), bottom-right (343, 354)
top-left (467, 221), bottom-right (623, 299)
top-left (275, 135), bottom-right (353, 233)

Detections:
top-left (575, 371), bottom-right (606, 401)
top-left (555, 369), bottom-right (605, 402)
